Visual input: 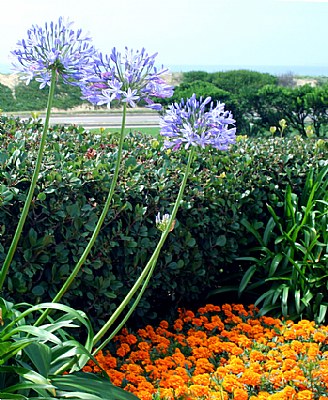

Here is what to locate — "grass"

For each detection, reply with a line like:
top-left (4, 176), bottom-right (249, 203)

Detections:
top-left (90, 126), bottom-right (160, 138)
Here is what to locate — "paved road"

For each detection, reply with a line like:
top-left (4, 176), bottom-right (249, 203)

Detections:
top-left (44, 112), bottom-right (161, 129)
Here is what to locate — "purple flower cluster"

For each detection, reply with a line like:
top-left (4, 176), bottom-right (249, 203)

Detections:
top-left (160, 94), bottom-right (236, 151)
top-left (11, 17), bottom-right (96, 88)
top-left (80, 47), bottom-right (174, 110)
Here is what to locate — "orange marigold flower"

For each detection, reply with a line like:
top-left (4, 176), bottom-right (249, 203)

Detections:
top-left (158, 388), bottom-right (174, 399)
top-left (174, 384), bottom-right (189, 398)
top-left (128, 350), bottom-right (151, 363)
top-left (106, 369), bottom-right (125, 386)
top-left (313, 331), bottom-right (327, 343)
top-left (225, 356), bottom-right (245, 374)
top-left (188, 384), bottom-right (210, 397)
top-left (210, 392), bottom-right (229, 400)
top-left (159, 320), bottom-right (169, 329)
top-left (116, 343), bottom-right (131, 357)
top-left (240, 369), bottom-right (262, 386)
top-left (232, 304), bottom-right (248, 316)
top-left (222, 374), bottom-right (242, 393)
top-left (81, 304), bottom-right (328, 400)
top-left (281, 385), bottom-right (297, 397)
top-left (281, 358), bottom-right (298, 371)
top-left (198, 304), bottom-right (221, 314)
top-left (191, 373), bottom-right (211, 386)
top-left (192, 346), bottom-right (212, 359)
top-left (160, 373), bottom-right (186, 389)
top-left (125, 334), bottom-right (138, 345)
top-left (250, 350), bottom-right (266, 362)
top-left (266, 385), bottom-right (297, 399)
top-left (134, 390), bottom-right (153, 400)
top-left (173, 318), bottom-right (183, 331)
top-left (138, 341), bottom-right (151, 351)
top-left (251, 391), bottom-right (271, 400)
top-left (192, 317), bottom-right (205, 326)
top-left (144, 365), bottom-right (161, 380)
top-left (296, 389), bottom-right (314, 400)
top-left (194, 357), bottom-right (215, 374)
top-left (233, 387), bottom-right (249, 400)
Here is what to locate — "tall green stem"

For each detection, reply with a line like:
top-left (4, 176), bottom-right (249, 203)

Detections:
top-left (92, 147), bottom-right (196, 347)
top-left (93, 257), bottom-right (158, 355)
top-left (0, 69), bottom-right (57, 291)
top-left (34, 103), bottom-right (128, 327)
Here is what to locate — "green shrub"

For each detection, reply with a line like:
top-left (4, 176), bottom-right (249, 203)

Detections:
top-left (0, 115), bottom-right (327, 328)
top-left (0, 77), bottom-right (86, 112)
top-left (0, 83), bottom-right (16, 111)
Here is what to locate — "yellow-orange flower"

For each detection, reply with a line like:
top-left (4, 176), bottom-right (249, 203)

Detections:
top-left (83, 304), bottom-right (328, 400)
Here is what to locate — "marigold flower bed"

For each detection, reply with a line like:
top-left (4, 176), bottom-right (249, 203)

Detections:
top-left (83, 304), bottom-right (328, 399)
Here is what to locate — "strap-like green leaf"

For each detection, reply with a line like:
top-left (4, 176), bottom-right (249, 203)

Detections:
top-left (52, 372), bottom-right (139, 399)
top-left (295, 289), bottom-right (301, 314)
top-left (282, 286), bottom-right (289, 316)
top-left (268, 253), bottom-right (283, 277)
top-left (317, 304), bottom-right (328, 324)
top-left (238, 265), bottom-right (257, 296)
top-left (23, 342), bottom-right (52, 377)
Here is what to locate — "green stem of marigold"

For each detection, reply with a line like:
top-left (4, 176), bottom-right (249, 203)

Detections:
top-left (34, 103), bottom-right (128, 327)
top-left (0, 69), bottom-right (57, 292)
top-left (92, 146), bottom-right (196, 347)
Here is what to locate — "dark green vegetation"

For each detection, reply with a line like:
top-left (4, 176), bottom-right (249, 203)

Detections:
top-left (0, 76), bottom-right (85, 112)
top-left (2, 69), bottom-right (328, 138)
top-left (0, 115), bottom-right (327, 329)
top-left (156, 70), bottom-right (328, 138)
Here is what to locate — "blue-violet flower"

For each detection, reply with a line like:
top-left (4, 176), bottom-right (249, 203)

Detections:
top-left (11, 16), bottom-right (96, 88)
top-left (160, 94), bottom-right (236, 150)
top-left (80, 47), bottom-right (174, 110)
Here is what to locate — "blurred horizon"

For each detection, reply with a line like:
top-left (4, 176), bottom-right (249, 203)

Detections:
top-left (1, 63), bottom-right (328, 78)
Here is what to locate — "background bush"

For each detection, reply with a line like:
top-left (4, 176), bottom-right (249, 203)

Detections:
top-left (0, 115), bottom-right (327, 329)
top-left (0, 77), bottom-right (85, 111)
top-left (2, 70), bottom-right (328, 138)
top-left (156, 70), bottom-right (328, 138)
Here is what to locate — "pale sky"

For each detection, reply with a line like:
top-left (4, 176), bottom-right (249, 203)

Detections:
top-left (1, 0), bottom-right (327, 73)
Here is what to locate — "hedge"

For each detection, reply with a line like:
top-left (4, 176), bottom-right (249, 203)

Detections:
top-left (0, 114), bottom-right (327, 328)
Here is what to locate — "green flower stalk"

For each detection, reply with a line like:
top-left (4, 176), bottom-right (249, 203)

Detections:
top-left (92, 146), bottom-right (195, 349)
top-left (0, 17), bottom-right (95, 291)
top-left (34, 46), bottom-right (173, 326)
top-left (34, 104), bottom-right (127, 327)
top-left (0, 70), bottom-right (56, 290)
top-left (92, 94), bottom-right (237, 349)
top-left (54, 46), bottom-right (173, 299)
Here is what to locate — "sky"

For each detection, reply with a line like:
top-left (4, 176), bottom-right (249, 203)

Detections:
top-left (1, 0), bottom-right (327, 74)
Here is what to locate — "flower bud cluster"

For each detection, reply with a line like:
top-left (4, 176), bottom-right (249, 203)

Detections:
top-left (155, 213), bottom-right (175, 232)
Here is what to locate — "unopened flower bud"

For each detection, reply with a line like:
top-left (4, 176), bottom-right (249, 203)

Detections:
top-left (155, 212), bottom-right (175, 232)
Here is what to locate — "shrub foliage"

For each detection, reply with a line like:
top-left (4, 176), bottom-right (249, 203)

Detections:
top-left (0, 115), bottom-right (327, 327)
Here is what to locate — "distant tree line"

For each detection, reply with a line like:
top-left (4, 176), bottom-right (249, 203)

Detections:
top-left (157, 70), bottom-right (328, 137)
top-left (1, 70), bottom-right (328, 137)
top-left (0, 77), bottom-right (85, 112)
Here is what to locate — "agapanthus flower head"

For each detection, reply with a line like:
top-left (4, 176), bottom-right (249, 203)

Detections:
top-left (11, 17), bottom-right (96, 88)
top-left (160, 94), bottom-right (236, 151)
top-left (80, 47), bottom-right (174, 110)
